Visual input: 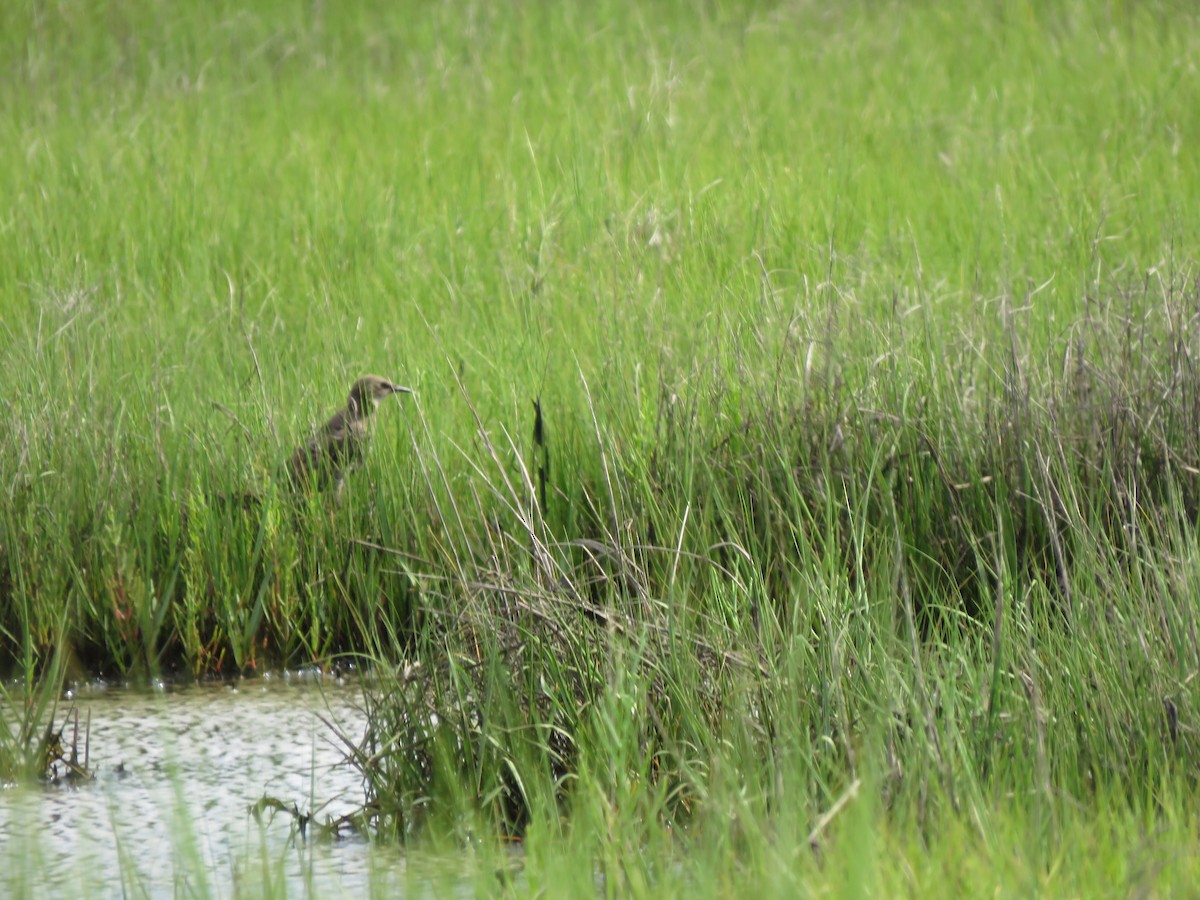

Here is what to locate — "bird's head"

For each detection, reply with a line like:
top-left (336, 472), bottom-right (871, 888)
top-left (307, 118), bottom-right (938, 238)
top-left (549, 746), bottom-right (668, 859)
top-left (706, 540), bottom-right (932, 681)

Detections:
top-left (347, 375), bottom-right (412, 417)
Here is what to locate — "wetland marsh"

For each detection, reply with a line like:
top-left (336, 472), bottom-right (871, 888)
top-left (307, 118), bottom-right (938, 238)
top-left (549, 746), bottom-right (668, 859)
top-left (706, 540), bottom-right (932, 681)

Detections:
top-left (4, 0), bottom-right (1200, 894)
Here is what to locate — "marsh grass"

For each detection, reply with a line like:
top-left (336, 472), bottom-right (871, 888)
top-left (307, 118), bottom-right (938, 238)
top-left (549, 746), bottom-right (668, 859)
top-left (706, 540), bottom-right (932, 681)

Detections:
top-left (4, 0), bottom-right (1200, 891)
top-left (336, 267), bottom-right (1200, 887)
top-left (0, 644), bottom-right (68, 783)
top-left (335, 368), bottom-right (1200, 894)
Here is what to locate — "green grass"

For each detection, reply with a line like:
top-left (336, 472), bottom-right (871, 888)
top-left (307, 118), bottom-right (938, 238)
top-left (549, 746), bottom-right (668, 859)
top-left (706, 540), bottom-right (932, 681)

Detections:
top-left (3, 0), bottom-right (1200, 893)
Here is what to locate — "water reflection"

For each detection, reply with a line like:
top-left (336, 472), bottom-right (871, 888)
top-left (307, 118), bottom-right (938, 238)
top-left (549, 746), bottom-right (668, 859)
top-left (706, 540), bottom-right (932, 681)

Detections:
top-left (0, 676), bottom-right (404, 896)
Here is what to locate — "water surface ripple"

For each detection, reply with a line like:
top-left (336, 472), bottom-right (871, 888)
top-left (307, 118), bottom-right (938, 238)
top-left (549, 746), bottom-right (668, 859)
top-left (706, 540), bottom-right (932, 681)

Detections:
top-left (0, 676), bottom-right (403, 896)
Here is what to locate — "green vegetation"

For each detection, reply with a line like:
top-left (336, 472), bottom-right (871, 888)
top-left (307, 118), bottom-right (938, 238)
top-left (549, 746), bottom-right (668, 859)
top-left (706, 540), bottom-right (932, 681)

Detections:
top-left (3, 0), bottom-right (1200, 893)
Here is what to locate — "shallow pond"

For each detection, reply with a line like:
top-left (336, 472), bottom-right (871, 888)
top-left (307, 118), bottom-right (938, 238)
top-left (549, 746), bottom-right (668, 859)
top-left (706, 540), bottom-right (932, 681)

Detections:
top-left (0, 676), bottom-right (409, 896)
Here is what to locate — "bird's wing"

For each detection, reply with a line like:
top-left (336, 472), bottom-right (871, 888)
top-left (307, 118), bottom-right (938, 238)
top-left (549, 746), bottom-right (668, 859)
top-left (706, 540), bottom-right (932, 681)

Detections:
top-left (321, 410), bottom-right (362, 468)
top-left (288, 409), bottom-right (369, 490)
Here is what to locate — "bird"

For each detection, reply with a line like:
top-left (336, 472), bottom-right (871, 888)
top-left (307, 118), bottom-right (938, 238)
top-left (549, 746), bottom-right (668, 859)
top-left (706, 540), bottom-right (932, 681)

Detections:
top-left (288, 375), bottom-right (412, 498)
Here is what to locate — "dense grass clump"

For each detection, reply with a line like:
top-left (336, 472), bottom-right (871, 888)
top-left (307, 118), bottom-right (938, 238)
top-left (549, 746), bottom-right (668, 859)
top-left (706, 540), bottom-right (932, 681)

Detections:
top-left (4, 0), bottom-right (1200, 890)
top-left (348, 272), bottom-right (1200, 827)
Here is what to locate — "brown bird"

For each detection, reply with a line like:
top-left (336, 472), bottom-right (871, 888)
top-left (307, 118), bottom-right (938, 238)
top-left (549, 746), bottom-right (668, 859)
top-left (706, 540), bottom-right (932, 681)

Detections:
top-left (288, 375), bottom-right (411, 498)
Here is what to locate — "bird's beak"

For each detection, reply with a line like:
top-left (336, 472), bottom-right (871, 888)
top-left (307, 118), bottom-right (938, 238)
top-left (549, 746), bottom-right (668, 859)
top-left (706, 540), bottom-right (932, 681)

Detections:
top-left (390, 383), bottom-right (414, 395)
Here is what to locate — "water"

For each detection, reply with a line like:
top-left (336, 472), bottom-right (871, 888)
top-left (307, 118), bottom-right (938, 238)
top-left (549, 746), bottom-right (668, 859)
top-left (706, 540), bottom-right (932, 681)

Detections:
top-left (0, 675), bottom-right (410, 897)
